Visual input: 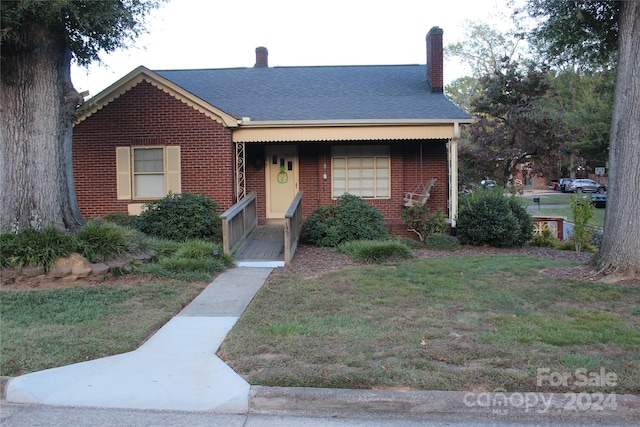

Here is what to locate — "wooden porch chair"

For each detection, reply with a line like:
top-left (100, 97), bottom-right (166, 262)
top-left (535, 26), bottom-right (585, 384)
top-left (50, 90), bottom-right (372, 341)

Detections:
top-left (403, 178), bottom-right (437, 207)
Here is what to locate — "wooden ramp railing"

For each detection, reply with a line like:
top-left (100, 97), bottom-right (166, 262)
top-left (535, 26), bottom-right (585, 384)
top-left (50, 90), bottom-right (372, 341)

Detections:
top-left (284, 191), bottom-right (304, 265)
top-left (220, 192), bottom-right (258, 256)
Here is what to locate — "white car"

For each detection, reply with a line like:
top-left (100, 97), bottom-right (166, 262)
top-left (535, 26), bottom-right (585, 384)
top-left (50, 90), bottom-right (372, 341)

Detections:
top-left (566, 179), bottom-right (606, 193)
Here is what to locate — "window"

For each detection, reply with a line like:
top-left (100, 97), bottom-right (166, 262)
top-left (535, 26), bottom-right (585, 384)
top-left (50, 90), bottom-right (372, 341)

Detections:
top-left (332, 145), bottom-right (390, 198)
top-left (134, 148), bottom-right (165, 198)
top-left (116, 146), bottom-right (181, 200)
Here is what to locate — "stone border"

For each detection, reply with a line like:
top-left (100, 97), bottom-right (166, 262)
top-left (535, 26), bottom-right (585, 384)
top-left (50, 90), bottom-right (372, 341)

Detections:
top-left (1, 251), bottom-right (153, 286)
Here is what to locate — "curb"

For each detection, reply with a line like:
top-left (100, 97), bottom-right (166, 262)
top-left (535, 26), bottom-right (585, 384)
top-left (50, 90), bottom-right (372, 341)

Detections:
top-left (0, 376), bottom-right (11, 403)
top-left (249, 386), bottom-right (640, 422)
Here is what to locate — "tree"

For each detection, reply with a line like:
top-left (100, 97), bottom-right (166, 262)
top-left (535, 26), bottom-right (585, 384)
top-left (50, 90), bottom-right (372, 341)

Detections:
top-left (1, 0), bottom-right (162, 233)
top-left (525, 0), bottom-right (640, 281)
top-left (543, 69), bottom-right (614, 170)
top-left (465, 59), bottom-right (574, 187)
top-left (446, 21), bottom-right (529, 113)
top-left (447, 20), bottom-right (528, 78)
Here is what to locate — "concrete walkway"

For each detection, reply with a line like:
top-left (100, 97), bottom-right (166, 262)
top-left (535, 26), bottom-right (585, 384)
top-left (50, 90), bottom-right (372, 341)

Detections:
top-left (5, 267), bottom-right (273, 412)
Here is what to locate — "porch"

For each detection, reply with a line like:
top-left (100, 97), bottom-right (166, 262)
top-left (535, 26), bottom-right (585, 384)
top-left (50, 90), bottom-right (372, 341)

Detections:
top-left (220, 192), bottom-right (303, 267)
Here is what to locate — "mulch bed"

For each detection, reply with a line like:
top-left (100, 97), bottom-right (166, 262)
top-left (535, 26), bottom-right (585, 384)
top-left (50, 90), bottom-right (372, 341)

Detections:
top-left (275, 244), bottom-right (605, 282)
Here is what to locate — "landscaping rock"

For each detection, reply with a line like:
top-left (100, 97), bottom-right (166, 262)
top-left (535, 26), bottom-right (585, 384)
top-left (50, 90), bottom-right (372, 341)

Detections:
top-left (106, 259), bottom-right (128, 269)
top-left (21, 266), bottom-right (45, 278)
top-left (90, 263), bottom-right (110, 277)
top-left (49, 257), bottom-right (72, 278)
top-left (69, 253), bottom-right (92, 278)
top-left (1, 268), bottom-right (19, 284)
top-left (58, 275), bottom-right (80, 284)
top-left (131, 250), bottom-right (153, 263)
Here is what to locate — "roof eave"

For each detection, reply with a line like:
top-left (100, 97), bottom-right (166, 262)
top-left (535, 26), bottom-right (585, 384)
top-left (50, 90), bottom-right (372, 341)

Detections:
top-left (237, 118), bottom-right (474, 127)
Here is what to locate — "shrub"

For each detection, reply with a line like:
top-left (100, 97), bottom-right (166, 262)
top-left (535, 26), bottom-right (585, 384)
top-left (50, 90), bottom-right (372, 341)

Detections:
top-left (507, 197), bottom-right (534, 246)
top-left (337, 240), bottom-right (413, 263)
top-left (101, 212), bottom-right (137, 228)
top-left (569, 195), bottom-right (595, 252)
top-left (401, 205), bottom-right (448, 242)
top-left (301, 193), bottom-right (388, 247)
top-left (142, 237), bottom-right (182, 259)
top-left (390, 236), bottom-right (425, 249)
top-left (134, 193), bottom-right (221, 242)
top-left (75, 220), bottom-right (142, 263)
top-left (0, 227), bottom-right (75, 268)
top-left (456, 188), bottom-right (533, 247)
top-left (423, 233), bottom-right (461, 251)
top-left (529, 228), bottom-right (559, 248)
top-left (140, 239), bottom-right (233, 281)
top-left (174, 239), bottom-right (217, 259)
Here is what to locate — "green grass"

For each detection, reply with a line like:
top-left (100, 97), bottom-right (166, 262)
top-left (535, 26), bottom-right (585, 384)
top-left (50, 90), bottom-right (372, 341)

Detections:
top-left (521, 192), bottom-right (574, 206)
top-left (0, 280), bottom-right (206, 376)
top-left (219, 254), bottom-right (639, 393)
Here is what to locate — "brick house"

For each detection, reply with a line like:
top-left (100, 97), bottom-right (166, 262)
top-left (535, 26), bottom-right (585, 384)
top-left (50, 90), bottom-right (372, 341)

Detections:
top-left (73, 27), bottom-right (471, 236)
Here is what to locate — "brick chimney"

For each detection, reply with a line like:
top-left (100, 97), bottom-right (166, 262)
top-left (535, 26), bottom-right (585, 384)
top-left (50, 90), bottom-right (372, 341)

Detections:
top-left (426, 27), bottom-right (443, 92)
top-left (255, 46), bottom-right (268, 68)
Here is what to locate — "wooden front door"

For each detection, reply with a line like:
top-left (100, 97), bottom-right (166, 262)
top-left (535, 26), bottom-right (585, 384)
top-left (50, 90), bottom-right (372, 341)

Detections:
top-left (265, 145), bottom-right (298, 219)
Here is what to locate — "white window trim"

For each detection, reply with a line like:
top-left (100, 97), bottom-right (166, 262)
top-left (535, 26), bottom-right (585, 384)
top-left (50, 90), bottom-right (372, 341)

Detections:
top-left (331, 145), bottom-right (391, 199)
top-left (116, 146), bottom-right (181, 201)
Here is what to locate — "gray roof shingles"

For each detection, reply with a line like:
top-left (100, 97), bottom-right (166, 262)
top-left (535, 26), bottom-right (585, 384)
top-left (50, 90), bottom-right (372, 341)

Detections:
top-left (155, 65), bottom-right (471, 122)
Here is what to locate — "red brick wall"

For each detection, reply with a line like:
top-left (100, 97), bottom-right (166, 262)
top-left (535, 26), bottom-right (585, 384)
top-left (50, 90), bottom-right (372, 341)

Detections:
top-left (73, 82), bottom-right (235, 219)
top-left (74, 83), bottom-right (450, 237)
top-left (243, 141), bottom-right (449, 234)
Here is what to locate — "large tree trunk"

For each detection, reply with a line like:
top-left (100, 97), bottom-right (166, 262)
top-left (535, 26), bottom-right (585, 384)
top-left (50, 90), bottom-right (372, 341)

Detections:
top-left (594, 2), bottom-right (640, 281)
top-left (1, 23), bottom-right (84, 233)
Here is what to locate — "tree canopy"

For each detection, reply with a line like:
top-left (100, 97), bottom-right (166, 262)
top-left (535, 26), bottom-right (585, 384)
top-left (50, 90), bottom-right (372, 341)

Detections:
top-left (1, 0), bottom-right (160, 66)
top-left (523, 0), bottom-right (620, 69)
top-left (464, 59), bottom-right (574, 185)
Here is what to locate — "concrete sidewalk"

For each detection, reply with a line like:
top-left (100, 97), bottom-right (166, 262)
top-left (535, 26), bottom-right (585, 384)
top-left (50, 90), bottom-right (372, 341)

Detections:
top-left (4, 267), bottom-right (273, 412)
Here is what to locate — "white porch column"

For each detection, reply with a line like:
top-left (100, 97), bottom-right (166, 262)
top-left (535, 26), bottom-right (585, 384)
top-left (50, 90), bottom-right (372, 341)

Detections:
top-left (449, 122), bottom-right (460, 228)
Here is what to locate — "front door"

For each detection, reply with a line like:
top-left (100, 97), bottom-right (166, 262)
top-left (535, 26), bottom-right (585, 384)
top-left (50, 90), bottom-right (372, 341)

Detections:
top-left (265, 145), bottom-right (298, 219)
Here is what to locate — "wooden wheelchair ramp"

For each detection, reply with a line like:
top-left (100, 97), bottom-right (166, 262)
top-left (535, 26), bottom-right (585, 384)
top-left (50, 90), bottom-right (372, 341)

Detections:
top-left (233, 225), bottom-right (285, 267)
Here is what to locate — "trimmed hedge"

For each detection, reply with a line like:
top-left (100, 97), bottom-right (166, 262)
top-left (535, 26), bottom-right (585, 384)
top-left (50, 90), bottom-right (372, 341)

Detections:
top-left (301, 193), bottom-right (388, 247)
top-left (134, 193), bottom-right (221, 242)
top-left (456, 188), bottom-right (533, 247)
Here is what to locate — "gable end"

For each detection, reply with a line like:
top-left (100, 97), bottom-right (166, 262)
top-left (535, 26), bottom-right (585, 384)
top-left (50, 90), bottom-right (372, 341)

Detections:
top-left (74, 67), bottom-right (239, 128)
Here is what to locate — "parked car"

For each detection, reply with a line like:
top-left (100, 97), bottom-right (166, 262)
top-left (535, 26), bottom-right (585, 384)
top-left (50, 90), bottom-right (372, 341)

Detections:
top-left (558, 178), bottom-right (574, 192)
top-left (566, 179), bottom-right (606, 193)
top-left (582, 193), bottom-right (607, 208)
top-left (480, 179), bottom-right (496, 188)
top-left (548, 179), bottom-right (559, 190)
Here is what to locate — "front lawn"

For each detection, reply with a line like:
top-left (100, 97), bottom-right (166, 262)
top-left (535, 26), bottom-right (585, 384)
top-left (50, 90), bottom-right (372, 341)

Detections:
top-left (0, 279), bottom-right (206, 377)
top-left (219, 254), bottom-right (639, 394)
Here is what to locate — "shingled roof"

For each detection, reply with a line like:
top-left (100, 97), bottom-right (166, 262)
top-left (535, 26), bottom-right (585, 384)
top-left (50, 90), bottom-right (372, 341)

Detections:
top-left (154, 65), bottom-right (470, 122)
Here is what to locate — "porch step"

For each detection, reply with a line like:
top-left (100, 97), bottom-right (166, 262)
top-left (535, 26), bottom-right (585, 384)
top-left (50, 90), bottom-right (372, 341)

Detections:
top-left (236, 260), bottom-right (285, 268)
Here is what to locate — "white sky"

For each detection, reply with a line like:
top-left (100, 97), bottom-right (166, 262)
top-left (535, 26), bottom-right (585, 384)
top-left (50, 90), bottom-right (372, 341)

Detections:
top-left (71, 0), bottom-right (516, 98)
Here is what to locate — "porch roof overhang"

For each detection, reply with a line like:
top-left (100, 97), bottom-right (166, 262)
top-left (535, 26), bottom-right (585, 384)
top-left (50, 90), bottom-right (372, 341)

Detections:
top-left (232, 118), bottom-right (473, 143)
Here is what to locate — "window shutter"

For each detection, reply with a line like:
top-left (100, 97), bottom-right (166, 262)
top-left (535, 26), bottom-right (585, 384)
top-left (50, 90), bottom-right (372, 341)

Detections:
top-left (116, 147), bottom-right (131, 200)
top-left (165, 146), bottom-right (181, 194)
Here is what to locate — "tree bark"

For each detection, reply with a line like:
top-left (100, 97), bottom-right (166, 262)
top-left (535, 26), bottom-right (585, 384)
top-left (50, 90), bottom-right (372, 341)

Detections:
top-left (1, 23), bottom-right (84, 232)
top-left (594, 1), bottom-right (640, 281)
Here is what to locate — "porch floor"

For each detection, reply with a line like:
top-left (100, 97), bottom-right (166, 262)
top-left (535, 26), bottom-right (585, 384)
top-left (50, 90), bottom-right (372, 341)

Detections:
top-left (233, 225), bottom-right (285, 267)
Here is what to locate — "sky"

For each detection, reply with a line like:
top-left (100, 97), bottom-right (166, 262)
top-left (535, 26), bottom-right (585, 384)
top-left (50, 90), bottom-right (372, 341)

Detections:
top-left (71, 0), bottom-right (517, 98)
